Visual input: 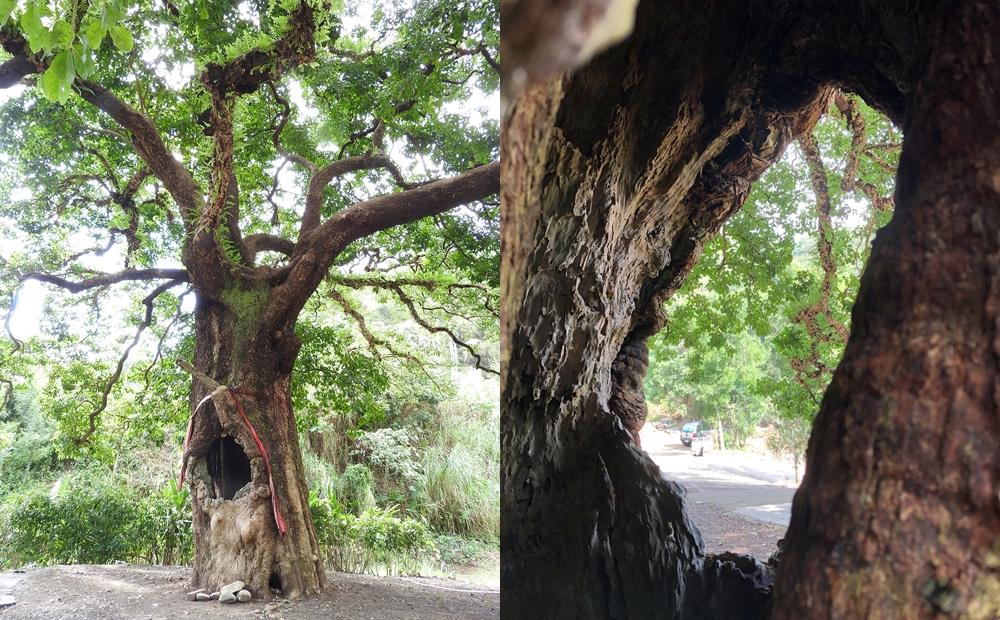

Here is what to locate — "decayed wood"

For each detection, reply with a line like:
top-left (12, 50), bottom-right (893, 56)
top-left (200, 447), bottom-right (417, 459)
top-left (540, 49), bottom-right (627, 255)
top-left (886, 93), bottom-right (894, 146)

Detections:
top-left (503, 0), bottom-right (998, 617)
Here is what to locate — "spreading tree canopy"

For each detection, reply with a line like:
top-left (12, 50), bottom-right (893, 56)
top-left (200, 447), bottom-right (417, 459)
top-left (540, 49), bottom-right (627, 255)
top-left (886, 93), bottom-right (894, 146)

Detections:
top-left (646, 95), bottom-right (899, 449)
top-left (0, 0), bottom-right (498, 598)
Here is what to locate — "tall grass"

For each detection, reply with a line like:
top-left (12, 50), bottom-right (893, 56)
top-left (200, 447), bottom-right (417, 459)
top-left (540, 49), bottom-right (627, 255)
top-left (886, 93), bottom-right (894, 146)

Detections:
top-left (420, 401), bottom-right (499, 540)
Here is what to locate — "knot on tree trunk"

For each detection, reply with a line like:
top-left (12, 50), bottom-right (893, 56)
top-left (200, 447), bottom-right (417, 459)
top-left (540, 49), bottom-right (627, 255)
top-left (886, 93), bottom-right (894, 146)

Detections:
top-left (610, 339), bottom-right (650, 445)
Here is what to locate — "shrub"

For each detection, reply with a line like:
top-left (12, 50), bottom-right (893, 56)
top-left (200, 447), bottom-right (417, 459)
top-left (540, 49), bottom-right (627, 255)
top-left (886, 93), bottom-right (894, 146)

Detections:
top-left (0, 429), bottom-right (59, 493)
top-left (149, 479), bottom-right (193, 565)
top-left (432, 533), bottom-right (493, 567)
top-left (0, 474), bottom-right (152, 567)
top-left (335, 463), bottom-right (376, 515)
top-left (311, 499), bottom-right (435, 577)
top-left (353, 428), bottom-right (427, 512)
top-left (0, 472), bottom-right (192, 568)
top-left (303, 449), bottom-right (339, 493)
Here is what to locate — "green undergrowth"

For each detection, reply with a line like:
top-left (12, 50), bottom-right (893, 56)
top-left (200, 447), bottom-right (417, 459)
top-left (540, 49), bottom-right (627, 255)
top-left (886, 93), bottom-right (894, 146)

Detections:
top-left (0, 470), bottom-right (193, 568)
top-left (0, 392), bottom-right (499, 579)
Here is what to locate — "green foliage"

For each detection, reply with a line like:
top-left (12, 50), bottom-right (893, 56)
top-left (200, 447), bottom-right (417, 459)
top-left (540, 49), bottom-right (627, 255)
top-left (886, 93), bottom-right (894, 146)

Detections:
top-left (0, 386), bottom-right (60, 493)
top-left (13, 0), bottom-right (132, 102)
top-left (0, 471), bottom-right (192, 568)
top-left (353, 427), bottom-right (426, 511)
top-left (335, 463), bottom-right (377, 515)
top-left (309, 498), bottom-right (434, 576)
top-left (646, 97), bottom-right (899, 441)
top-left (153, 479), bottom-right (194, 565)
top-left (418, 400), bottom-right (498, 539)
top-left (766, 416), bottom-right (811, 468)
top-left (292, 322), bottom-right (390, 431)
top-left (431, 532), bottom-right (492, 567)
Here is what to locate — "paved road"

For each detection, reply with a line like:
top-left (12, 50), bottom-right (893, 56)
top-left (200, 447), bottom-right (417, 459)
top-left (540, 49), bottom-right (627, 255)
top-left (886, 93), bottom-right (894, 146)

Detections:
top-left (640, 426), bottom-right (797, 527)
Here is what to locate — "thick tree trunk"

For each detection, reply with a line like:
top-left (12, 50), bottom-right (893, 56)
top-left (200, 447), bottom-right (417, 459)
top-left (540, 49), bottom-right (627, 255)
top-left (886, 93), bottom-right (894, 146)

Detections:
top-left (501, 3), bottom-right (826, 617)
top-left (503, 0), bottom-right (996, 618)
top-left (183, 292), bottom-right (324, 599)
top-left (772, 5), bottom-right (1000, 618)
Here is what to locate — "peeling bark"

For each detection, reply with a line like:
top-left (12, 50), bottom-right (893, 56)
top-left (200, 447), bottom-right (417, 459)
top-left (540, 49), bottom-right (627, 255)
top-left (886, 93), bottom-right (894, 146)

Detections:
top-left (502, 0), bottom-right (998, 617)
top-left (183, 297), bottom-right (323, 598)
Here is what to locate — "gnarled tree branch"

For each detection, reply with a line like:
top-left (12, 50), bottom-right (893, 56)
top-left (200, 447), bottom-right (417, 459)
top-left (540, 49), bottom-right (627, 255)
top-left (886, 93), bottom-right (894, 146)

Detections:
top-left (245, 233), bottom-right (296, 261)
top-left (22, 268), bottom-right (190, 293)
top-left (306, 161), bottom-right (500, 259)
top-left (75, 81), bottom-right (206, 226)
top-left (299, 153), bottom-right (415, 237)
top-left (262, 161), bottom-right (499, 334)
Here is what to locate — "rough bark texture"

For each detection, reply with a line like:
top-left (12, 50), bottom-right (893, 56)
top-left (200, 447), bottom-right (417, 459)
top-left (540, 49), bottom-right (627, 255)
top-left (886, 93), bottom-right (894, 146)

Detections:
top-left (502, 2), bottom-right (828, 616)
top-left (774, 4), bottom-right (1000, 618)
top-left (502, 0), bottom-right (998, 617)
top-left (182, 293), bottom-right (323, 599)
top-left (609, 339), bottom-right (649, 446)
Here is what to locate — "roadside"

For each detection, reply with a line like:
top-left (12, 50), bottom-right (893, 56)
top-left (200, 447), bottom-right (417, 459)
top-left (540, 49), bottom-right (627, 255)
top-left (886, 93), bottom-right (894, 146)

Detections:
top-left (639, 425), bottom-right (797, 560)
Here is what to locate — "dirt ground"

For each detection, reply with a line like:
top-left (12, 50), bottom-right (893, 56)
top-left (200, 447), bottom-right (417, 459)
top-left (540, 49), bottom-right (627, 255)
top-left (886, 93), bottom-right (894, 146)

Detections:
top-left (686, 500), bottom-right (786, 560)
top-left (640, 424), bottom-right (795, 560)
top-left (0, 565), bottom-right (498, 619)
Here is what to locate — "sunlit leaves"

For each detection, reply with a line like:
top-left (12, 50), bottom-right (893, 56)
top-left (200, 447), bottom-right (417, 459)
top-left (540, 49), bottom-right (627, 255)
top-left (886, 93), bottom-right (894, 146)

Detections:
top-left (12, 0), bottom-right (133, 102)
top-left (108, 24), bottom-right (133, 52)
top-left (39, 52), bottom-right (74, 103)
top-left (0, 0), bottom-right (15, 23)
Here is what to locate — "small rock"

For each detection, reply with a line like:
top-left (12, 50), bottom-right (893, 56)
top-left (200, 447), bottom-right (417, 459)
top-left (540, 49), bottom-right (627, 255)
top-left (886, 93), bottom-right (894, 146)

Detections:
top-left (210, 592), bottom-right (220, 600)
top-left (195, 593), bottom-right (211, 602)
top-left (220, 580), bottom-right (245, 596)
top-left (185, 589), bottom-right (207, 601)
top-left (219, 591), bottom-right (237, 604)
top-left (237, 590), bottom-right (251, 603)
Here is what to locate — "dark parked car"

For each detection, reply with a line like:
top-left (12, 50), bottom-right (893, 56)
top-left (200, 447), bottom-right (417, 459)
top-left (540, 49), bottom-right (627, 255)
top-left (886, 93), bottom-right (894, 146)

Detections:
top-left (680, 421), bottom-right (703, 446)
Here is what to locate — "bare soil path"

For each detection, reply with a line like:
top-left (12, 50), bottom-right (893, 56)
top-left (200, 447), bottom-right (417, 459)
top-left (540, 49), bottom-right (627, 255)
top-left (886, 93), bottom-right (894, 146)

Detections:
top-left (0, 565), bottom-right (498, 619)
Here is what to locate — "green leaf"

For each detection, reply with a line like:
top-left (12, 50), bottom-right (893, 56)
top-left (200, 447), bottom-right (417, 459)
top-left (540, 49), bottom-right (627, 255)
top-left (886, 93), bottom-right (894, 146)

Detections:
top-left (52, 21), bottom-right (75, 49)
top-left (108, 24), bottom-right (133, 52)
top-left (39, 52), bottom-right (75, 104)
top-left (21, 5), bottom-right (47, 53)
top-left (0, 0), bottom-right (16, 24)
top-left (83, 20), bottom-right (106, 47)
top-left (71, 46), bottom-right (97, 79)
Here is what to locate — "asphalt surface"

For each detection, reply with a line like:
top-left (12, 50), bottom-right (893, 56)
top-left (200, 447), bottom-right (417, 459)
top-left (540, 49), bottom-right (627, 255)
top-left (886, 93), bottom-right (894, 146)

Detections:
top-left (640, 426), bottom-right (797, 527)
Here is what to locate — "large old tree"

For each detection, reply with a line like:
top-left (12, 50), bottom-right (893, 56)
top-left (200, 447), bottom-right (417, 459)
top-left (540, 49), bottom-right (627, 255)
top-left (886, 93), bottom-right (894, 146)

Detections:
top-left (0, 0), bottom-right (497, 598)
top-left (502, 0), bottom-right (998, 618)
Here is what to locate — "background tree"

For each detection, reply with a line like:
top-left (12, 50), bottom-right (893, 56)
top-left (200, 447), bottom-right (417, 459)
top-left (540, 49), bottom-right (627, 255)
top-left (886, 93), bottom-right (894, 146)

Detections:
top-left (0, 0), bottom-right (498, 598)
top-left (644, 96), bottom-right (899, 455)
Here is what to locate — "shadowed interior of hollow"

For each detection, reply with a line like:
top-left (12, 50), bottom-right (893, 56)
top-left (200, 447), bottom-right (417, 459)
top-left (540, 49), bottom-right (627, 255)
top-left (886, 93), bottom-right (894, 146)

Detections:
top-left (206, 436), bottom-right (252, 500)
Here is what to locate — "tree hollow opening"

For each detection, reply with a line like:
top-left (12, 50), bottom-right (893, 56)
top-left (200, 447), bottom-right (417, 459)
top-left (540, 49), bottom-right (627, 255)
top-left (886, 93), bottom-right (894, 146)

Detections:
top-left (206, 436), bottom-right (252, 500)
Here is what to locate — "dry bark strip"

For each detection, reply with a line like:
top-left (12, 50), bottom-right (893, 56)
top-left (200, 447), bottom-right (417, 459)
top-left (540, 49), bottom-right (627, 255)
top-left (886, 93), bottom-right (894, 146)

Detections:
top-left (502, 0), bottom-right (1000, 618)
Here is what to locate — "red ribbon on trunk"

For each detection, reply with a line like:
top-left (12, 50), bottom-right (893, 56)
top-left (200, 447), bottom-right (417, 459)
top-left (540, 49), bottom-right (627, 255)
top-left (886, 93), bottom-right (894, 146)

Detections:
top-left (229, 388), bottom-right (288, 537)
top-left (178, 386), bottom-right (287, 537)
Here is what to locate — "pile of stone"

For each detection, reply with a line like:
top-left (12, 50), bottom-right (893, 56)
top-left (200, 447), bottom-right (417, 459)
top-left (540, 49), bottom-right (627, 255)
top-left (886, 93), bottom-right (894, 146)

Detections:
top-left (186, 580), bottom-right (252, 604)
